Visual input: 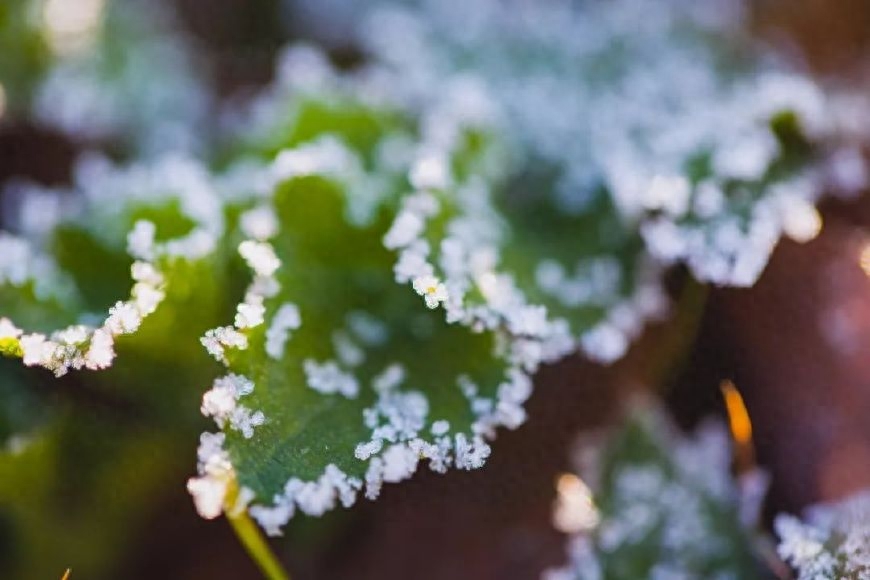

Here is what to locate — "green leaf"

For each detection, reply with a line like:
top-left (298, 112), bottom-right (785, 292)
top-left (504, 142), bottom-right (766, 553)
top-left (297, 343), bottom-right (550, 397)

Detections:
top-left (382, 122), bottom-right (667, 369)
top-left (0, 0), bottom-right (51, 115)
top-left (192, 167), bottom-right (525, 535)
top-left (549, 408), bottom-right (762, 579)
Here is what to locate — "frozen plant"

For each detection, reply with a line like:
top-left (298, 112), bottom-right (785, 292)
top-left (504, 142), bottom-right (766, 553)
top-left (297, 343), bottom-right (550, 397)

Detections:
top-left (0, 0), bottom-right (867, 577)
top-left (545, 407), bottom-right (767, 580)
top-left (775, 489), bottom-right (870, 580)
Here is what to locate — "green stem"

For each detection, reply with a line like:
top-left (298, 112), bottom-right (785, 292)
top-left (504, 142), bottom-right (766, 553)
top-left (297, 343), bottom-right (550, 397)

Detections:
top-left (226, 496), bottom-right (290, 580)
top-left (642, 275), bottom-right (710, 390)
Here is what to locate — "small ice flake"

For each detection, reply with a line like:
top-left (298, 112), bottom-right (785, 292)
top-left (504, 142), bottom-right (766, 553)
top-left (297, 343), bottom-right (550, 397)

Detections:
top-left (364, 457), bottom-right (385, 500)
top-left (84, 328), bottom-right (115, 370)
top-left (383, 210), bottom-right (425, 250)
top-left (712, 129), bottom-right (779, 181)
top-left (127, 220), bottom-right (156, 260)
top-left (508, 304), bottom-right (549, 337)
top-left (431, 420), bottom-right (450, 436)
top-left (412, 275), bottom-right (448, 309)
top-left (231, 408), bottom-right (266, 438)
top-left (131, 261), bottom-right (164, 286)
top-left (645, 175), bottom-right (691, 217)
top-left (373, 364), bottom-right (405, 392)
top-left (381, 444), bottom-right (419, 483)
top-left (106, 301), bottom-right (142, 334)
top-left (354, 439), bottom-right (384, 460)
top-left (0, 318), bottom-right (22, 340)
top-left (187, 475), bottom-right (229, 520)
top-left (454, 433), bottom-right (491, 470)
top-left (693, 180), bottom-right (725, 219)
top-left (239, 205), bottom-right (279, 241)
top-left (303, 359), bottom-right (359, 398)
top-left (581, 323), bottom-right (628, 364)
top-left (395, 244), bottom-right (434, 283)
top-left (409, 152), bottom-right (452, 191)
top-left (238, 240), bottom-right (281, 277)
top-left (201, 374), bottom-right (263, 437)
top-left (56, 325), bottom-right (88, 345)
top-left (132, 283), bottom-right (164, 315)
top-left (20, 334), bottom-right (52, 366)
top-left (250, 502), bottom-right (295, 537)
top-left (201, 326), bottom-right (249, 362)
top-left (265, 303), bottom-right (302, 359)
top-left (235, 297), bottom-right (266, 329)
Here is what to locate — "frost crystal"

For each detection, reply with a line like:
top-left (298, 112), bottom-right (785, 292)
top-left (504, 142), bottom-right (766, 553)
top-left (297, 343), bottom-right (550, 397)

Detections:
top-left (265, 302), bottom-right (302, 359)
top-left (453, 433), bottom-right (491, 470)
top-left (409, 152), bottom-right (452, 191)
top-left (412, 275), bottom-right (449, 309)
top-left (200, 374), bottom-right (264, 438)
top-left (188, 432), bottom-right (234, 520)
top-left (0, 318), bottom-right (22, 340)
top-left (249, 465), bottom-right (363, 536)
top-left (84, 329), bottom-right (116, 370)
top-left (127, 220), bottom-right (157, 260)
top-left (380, 444), bottom-right (420, 483)
top-left (303, 359), bottom-right (359, 398)
top-left (235, 295), bottom-right (266, 329)
top-left (202, 326), bottom-right (249, 363)
top-left (238, 241), bottom-right (281, 278)
top-left (383, 210), bottom-right (425, 250)
top-left (106, 301), bottom-right (143, 334)
top-left (239, 205), bottom-right (279, 241)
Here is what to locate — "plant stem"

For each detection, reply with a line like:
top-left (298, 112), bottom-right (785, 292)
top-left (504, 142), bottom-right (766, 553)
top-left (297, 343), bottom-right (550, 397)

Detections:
top-left (225, 482), bottom-right (290, 580)
top-left (642, 275), bottom-right (710, 390)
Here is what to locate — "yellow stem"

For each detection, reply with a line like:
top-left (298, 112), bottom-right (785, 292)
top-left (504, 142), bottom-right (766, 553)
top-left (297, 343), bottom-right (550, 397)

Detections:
top-left (225, 482), bottom-right (290, 580)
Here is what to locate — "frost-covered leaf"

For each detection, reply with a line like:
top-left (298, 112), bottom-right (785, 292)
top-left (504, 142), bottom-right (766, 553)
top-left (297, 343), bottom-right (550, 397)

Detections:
top-left (306, 0), bottom-right (868, 288)
top-left (387, 146), bottom-right (668, 367)
top-left (775, 489), bottom-right (870, 580)
top-left (546, 408), bottom-right (763, 580)
top-left (0, 153), bottom-right (226, 378)
top-left (189, 146), bottom-right (532, 535)
top-left (0, 156), bottom-right (236, 578)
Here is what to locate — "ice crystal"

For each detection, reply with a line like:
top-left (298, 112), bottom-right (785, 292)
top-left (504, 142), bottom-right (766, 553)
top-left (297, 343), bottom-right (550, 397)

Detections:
top-left (303, 359), bottom-right (360, 398)
top-left (238, 241), bottom-right (281, 278)
top-left (202, 326), bottom-right (249, 363)
top-left (412, 275), bottom-right (449, 309)
top-left (264, 303), bottom-right (302, 360)
top-left (188, 432), bottom-right (235, 519)
top-left (201, 374), bottom-right (265, 439)
top-left (249, 464), bottom-right (363, 536)
top-left (4, 237), bottom-right (171, 376)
